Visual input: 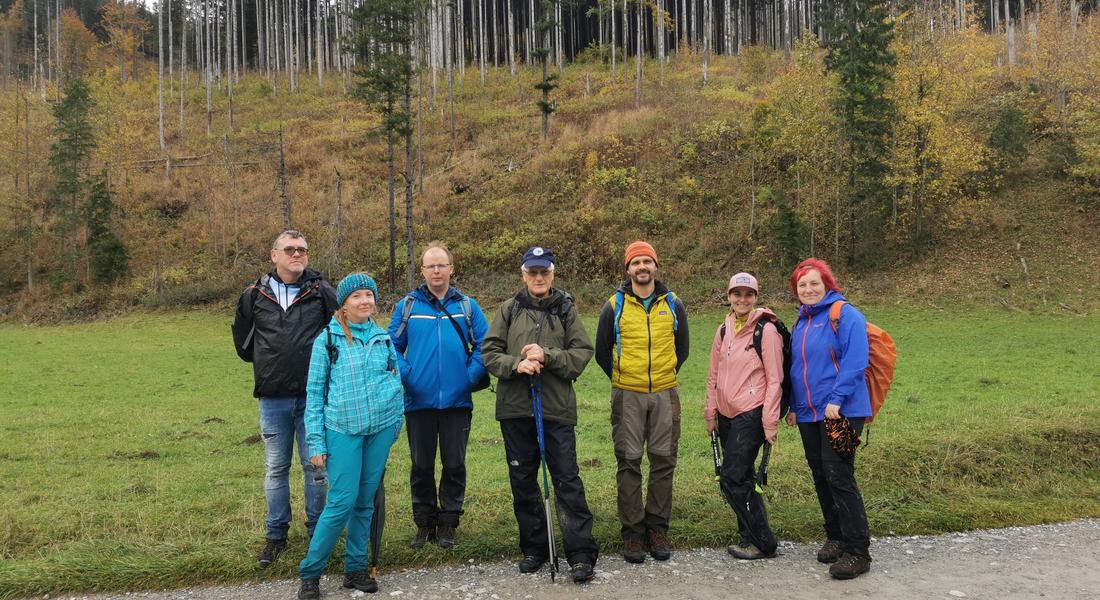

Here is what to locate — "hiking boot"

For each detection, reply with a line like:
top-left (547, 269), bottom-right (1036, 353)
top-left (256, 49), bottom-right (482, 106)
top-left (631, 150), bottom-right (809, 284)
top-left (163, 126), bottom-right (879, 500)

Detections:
top-left (437, 525), bottom-right (457, 549)
top-left (410, 526), bottom-right (435, 549)
top-left (257, 538), bottom-right (287, 568)
top-left (570, 562), bottom-right (595, 583)
top-left (343, 570), bottom-right (378, 593)
top-left (816, 539), bottom-right (844, 564)
top-left (727, 542), bottom-right (775, 560)
top-left (622, 537), bottom-right (646, 564)
top-left (829, 552), bottom-right (871, 580)
top-left (647, 529), bottom-right (672, 561)
top-left (518, 555), bottom-right (547, 573)
top-left (297, 578), bottom-right (321, 600)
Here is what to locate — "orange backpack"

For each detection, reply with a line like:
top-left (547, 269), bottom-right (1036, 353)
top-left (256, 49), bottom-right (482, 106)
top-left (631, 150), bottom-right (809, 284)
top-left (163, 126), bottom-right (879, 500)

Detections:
top-left (829, 301), bottom-right (897, 424)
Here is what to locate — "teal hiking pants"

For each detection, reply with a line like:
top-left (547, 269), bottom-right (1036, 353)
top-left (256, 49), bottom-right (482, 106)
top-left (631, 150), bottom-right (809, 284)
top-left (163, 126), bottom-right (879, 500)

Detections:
top-left (299, 421), bottom-right (402, 579)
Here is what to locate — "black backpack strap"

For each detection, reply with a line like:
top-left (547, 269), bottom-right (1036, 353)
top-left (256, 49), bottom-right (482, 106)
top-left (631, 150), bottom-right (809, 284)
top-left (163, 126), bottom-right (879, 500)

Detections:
top-left (434, 296), bottom-right (474, 358)
top-left (323, 325), bottom-right (338, 407)
top-left (752, 318), bottom-right (769, 362)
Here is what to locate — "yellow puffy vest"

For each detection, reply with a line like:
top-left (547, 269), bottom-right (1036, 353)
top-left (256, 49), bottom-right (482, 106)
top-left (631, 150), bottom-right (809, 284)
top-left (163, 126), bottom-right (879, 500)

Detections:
top-left (610, 291), bottom-right (680, 393)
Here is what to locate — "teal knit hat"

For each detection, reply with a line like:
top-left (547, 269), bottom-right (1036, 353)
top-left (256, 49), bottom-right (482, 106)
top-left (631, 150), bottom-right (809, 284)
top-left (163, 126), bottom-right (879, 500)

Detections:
top-left (336, 273), bottom-right (379, 307)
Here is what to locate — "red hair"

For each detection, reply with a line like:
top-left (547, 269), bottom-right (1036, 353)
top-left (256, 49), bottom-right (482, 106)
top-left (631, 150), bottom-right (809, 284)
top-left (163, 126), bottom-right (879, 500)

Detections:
top-left (789, 258), bottom-right (841, 298)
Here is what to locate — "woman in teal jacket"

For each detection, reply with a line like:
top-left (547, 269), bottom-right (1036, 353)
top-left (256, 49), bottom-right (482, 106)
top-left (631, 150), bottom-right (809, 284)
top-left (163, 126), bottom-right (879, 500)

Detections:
top-left (298, 274), bottom-right (404, 600)
top-left (787, 258), bottom-right (872, 581)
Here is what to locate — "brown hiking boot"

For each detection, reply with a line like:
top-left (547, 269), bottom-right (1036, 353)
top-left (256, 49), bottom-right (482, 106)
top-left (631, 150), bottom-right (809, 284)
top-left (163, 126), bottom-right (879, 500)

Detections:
top-left (647, 529), bottom-right (672, 561)
top-left (816, 539), bottom-right (844, 563)
top-left (829, 552), bottom-right (871, 579)
top-left (727, 542), bottom-right (775, 560)
top-left (622, 537), bottom-right (646, 563)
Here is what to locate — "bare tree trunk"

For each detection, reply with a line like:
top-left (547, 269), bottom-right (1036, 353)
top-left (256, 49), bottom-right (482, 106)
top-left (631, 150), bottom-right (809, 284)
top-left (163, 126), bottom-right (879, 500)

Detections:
top-left (334, 168), bottom-right (343, 271)
top-left (168, 0), bottom-right (174, 97)
top-left (228, 0), bottom-right (235, 130)
top-left (23, 92), bottom-right (34, 292)
top-left (635, 0), bottom-right (642, 109)
top-left (279, 127), bottom-right (291, 227)
top-left (159, 0), bottom-right (167, 151)
top-left (405, 76), bottom-right (416, 290)
top-left (205, 0), bottom-right (213, 136)
top-left (180, 9), bottom-right (187, 135)
top-left (508, 0), bottom-right (516, 75)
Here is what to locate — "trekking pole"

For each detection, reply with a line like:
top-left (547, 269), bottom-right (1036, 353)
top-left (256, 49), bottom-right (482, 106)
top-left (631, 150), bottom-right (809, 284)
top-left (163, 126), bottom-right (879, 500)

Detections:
top-left (754, 442), bottom-right (772, 494)
top-left (530, 375), bottom-right (559, 581)
top-left (369, 469), bottom-right (386, 579)
top-left (709, 430), bottom-right (722, 485)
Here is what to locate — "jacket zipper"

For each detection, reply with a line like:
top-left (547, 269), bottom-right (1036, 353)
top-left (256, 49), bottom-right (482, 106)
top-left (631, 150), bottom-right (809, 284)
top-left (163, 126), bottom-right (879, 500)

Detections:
top-left (801, 312), bottom-right (817, 421)
top-left (646, 300), bottom-right (653, 393)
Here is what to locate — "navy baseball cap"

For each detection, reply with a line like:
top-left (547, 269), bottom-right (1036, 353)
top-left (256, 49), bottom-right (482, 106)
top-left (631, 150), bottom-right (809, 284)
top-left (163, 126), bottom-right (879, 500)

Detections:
top-left (522, 246), bottom-right (555, 269)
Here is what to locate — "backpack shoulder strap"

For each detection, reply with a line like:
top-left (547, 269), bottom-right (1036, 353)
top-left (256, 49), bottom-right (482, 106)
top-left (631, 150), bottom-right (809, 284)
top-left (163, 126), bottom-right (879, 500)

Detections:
top-left (612, 291), bottom-right (626, 362)
top-left (393, 293), bottom-right (417, 339)
top-left (828, 301), bottom-right (847, 333)
top-left (461, 295), bottom-right (475, 342)
top-left (752, 317), bottom-right (770, 362)
top-left (665, 291), bottom-right (680, 333)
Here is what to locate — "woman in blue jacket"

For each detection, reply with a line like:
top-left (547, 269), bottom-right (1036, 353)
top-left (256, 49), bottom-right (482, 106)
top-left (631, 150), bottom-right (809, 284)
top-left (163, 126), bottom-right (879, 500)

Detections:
top-left (786, 258), bottom-right (872, 580)
top-left (298, 274), bottom-right (404, 600)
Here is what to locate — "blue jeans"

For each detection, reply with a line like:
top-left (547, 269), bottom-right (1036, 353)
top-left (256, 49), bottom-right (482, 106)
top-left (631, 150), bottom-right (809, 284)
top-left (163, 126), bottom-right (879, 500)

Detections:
top-left (300, 421), bottom-right (402, 579)
top-left (260, 396), bottom-right (329, 540)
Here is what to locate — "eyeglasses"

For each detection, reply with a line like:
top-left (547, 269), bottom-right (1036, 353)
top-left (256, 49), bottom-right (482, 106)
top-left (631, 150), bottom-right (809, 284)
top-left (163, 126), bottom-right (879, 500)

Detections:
top-left (421, 263), bottom-right (451, 271)
top-left (276, 246), bottom-right (309, 256)
top-left (524, 269), bottom-right (552, 278)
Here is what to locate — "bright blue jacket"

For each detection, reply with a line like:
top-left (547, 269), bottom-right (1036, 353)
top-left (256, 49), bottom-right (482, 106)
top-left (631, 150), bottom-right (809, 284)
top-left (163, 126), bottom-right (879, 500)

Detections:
top-left (789, 290), bottom-right (872, 423)
top-left (305, 317), bottom-right (405, 457)
top-left (387, 285), bottom-right (489, 413)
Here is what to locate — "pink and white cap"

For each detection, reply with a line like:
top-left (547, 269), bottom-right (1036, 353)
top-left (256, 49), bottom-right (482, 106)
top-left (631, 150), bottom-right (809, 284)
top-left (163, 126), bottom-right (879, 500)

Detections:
top-left (727, 272), bottom-right (759, 294)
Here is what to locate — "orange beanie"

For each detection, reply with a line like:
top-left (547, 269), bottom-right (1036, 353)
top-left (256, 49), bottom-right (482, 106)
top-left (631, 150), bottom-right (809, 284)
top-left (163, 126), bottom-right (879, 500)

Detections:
top-left (624, 241), bottom-right (658, 266)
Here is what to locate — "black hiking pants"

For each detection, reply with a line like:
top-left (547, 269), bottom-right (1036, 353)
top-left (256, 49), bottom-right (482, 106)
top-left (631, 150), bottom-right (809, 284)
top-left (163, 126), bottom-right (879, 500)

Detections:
top-left (718, 407), bottom-right (778, 555)
top-left (799, 418), bottom-right (871, 559)
top-left (500, 417), bottom-right (599, 566)
top-left (407, 407), bottom-right (472, 528)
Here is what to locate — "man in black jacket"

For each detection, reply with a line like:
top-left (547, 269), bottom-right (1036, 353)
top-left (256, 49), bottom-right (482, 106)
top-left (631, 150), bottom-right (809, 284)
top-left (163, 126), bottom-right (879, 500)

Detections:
top-left (231, 229), bottom-right (337, 568)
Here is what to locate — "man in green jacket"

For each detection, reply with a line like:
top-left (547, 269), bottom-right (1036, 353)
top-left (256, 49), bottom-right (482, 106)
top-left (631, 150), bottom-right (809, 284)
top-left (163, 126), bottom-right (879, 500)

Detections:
top-left (482, 246), bottom-right (599, 584)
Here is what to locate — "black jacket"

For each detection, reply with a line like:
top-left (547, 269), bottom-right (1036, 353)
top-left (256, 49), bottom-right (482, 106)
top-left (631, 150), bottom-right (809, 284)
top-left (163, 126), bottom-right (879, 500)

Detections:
top-left (231, 268), bottom-right (337, 398)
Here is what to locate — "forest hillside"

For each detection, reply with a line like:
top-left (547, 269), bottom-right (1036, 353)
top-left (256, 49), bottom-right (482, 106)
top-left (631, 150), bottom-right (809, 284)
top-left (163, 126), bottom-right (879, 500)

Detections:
top-left (1, 1), bottom-right (1098, 320)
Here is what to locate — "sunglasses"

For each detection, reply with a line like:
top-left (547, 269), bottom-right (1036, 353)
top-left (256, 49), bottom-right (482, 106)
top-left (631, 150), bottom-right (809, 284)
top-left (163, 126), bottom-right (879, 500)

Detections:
top-left (276, 246), bottom-right (309, 256)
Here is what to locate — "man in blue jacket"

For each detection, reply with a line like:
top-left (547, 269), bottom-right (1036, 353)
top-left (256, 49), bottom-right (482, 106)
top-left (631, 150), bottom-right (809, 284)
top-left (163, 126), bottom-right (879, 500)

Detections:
top-left (389, 241), bottom-right (490, 550)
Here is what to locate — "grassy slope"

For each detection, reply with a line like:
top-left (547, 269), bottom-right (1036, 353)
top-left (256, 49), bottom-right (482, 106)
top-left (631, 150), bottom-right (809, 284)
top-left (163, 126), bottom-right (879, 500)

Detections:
top-left (1, 306), bottom-right (1098, 597)
top-left (10, 51), bottom-right (1099, 319)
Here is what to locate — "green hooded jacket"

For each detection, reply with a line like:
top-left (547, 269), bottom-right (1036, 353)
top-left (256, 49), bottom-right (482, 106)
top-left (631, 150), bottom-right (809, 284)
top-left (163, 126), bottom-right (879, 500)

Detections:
top-left (482, 288), bottom-right (594, 425)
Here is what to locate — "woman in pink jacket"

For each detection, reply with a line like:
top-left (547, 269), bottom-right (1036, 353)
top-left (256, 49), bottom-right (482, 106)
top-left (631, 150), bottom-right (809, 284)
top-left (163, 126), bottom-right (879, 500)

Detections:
top-left (705, 272), bottom-right (783, 560)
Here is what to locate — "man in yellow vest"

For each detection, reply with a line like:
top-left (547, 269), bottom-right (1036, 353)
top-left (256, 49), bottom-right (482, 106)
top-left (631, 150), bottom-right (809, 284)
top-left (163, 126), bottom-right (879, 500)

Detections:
top-left (594, 241), bottom-right (690, 563)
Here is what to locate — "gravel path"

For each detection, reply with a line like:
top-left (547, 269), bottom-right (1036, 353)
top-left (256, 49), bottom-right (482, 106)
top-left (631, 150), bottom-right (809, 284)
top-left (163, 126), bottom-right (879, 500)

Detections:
top-left (47, 519), bottom-right (1099, 600)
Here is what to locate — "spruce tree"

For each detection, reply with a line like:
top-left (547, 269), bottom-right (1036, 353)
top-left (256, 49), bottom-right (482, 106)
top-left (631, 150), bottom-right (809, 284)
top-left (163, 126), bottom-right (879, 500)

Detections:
top-left (48, 77), bottom-right (97, 283)
top-left (824, 0), bottom-right (896, 268)
top-left (534, 0), bottom-right (559, 139)
top-left (351, 0), bottom-right (421, 290)
top-left (85, 173), bottom-right (130, 285)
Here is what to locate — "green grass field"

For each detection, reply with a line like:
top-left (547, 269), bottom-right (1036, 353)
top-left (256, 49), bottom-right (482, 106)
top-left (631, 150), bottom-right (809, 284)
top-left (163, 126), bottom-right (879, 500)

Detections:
top-left (1, 306), bottom-right (1098, 598)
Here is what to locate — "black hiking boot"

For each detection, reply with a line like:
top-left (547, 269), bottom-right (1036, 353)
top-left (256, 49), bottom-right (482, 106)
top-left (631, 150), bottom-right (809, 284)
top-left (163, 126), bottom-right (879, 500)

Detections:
top-left (410, 526), bottom-right (435, 549)
top-left (343, 570), bottom-right (379, 593)
top-left (257, 538), bottom-right (287, 568)
top-left (437, 525), bottom-right (457, 549)
top-left (829, 553), bottom-right (871, 579)
top-left (816, 539), bottom-right (844, 564)
top-left (647, 529), bottom-right (672, 561)
top-left (570, 562), bottom-right (595, 583)
top-left (518, 555), bottom-right (547, 573)
top-left (297, 578), bottom-right (321, 600)
top-left (622, 537), bottom-right (646, 564)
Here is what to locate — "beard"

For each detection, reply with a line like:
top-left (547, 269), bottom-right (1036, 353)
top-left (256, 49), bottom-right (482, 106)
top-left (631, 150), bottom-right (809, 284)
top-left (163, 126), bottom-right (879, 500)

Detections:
top-left (631, 270), bottom-right (652, 284)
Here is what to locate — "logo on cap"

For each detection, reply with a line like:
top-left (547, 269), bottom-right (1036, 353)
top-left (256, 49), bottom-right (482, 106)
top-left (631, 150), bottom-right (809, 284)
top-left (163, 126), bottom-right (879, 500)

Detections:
top-left (532, 247), bottom-right (544, 256)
